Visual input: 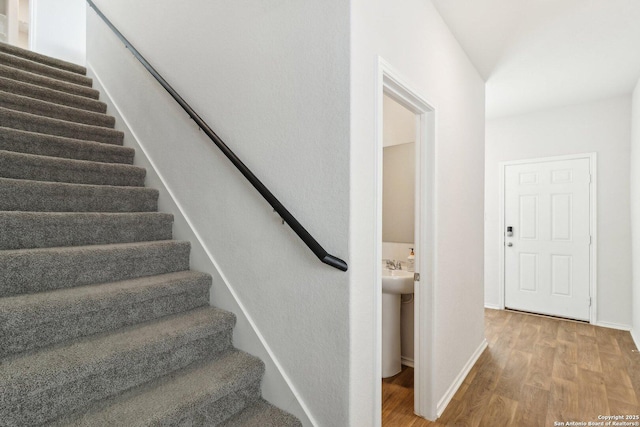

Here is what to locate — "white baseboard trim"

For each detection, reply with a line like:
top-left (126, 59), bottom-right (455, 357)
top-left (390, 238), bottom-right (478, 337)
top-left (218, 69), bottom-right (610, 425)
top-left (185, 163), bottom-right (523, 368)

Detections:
top-left (484, 304), bottom-right (501, 310)
top-left (631, 329), bottom-right (640, 351)
top-left (595, 321), bottom-right (632, 331)
top-left (401, 356), bottom-right (414, 368)
top-left (436, 339), bottom-right (488, 418)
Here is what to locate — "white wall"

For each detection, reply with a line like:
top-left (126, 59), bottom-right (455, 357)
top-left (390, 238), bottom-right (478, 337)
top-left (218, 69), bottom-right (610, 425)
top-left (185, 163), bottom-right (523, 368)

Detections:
top-left (88, 1), bottom-right (350, 426)
top-left (631, 79), bottom-right (640, 348)
top-left (351, 0), bottom-right (486, 423)
top-left (383, 143), bottom-right (415, 243)
top-left (485, 95), bottom-right (633, 328)
top-left (31, 0), bottom-right (85, 65)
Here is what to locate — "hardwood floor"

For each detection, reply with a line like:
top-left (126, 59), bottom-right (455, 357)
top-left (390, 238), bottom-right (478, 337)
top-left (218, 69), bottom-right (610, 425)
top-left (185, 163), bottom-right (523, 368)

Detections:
top-left (382, 309), bottom-right (640, 426)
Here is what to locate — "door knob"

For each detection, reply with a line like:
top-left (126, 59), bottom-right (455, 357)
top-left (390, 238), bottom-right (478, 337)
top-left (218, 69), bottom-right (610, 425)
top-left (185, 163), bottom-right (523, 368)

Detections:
top-left (507, 242), bottom-right (513, 247)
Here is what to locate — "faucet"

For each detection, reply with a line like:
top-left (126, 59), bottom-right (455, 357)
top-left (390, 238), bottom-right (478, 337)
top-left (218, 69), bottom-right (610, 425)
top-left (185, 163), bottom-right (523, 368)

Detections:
top-left (385, 259), bottom-right (402, 270)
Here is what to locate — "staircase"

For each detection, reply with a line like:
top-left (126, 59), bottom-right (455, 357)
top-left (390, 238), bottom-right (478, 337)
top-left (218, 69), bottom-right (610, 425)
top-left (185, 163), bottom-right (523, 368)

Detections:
top-left (0, 41), bottom-right (301, 427)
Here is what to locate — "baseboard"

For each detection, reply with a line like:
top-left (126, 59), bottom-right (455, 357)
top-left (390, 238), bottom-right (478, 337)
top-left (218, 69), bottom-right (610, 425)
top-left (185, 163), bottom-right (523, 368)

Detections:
top-left (436, 339), bottom-right (488, 418)
top-left (401, 356), bottom-right (414, 368)
top-left (631, 329), bottom-right (640, 351)
top-left (595, 321), bottom-right (632, 331)
top-left (86, 64), bottom-right (314, 426)
top-left (484, 304), bottom-right (501, 310)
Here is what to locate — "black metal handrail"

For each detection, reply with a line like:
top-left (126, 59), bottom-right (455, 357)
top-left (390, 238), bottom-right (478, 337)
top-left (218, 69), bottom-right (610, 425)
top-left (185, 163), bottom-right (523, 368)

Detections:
top-left (86, 0), bottom-right (347, 271)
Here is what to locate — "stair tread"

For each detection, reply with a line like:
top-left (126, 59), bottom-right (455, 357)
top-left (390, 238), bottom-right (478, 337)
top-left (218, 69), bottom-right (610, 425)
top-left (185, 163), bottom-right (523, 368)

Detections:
top-left (0, 211), bottom-right (174, 250)
top-left (0, 177), bottom-right (158, 212)
top-left (0, 271), bottom-right (211, 321)
top-left (54, 350), bottom-right (264, 426)
top-left (0, 41), bottom-right (86, 75)
top-left (0, 64), bottom-right (99, 99)
top-left (0, 127), bottom-right (133, 163)
top-left (0, 76), bottom-right (107, 113)
top-left (0, 240), bottom-right (192, 297)
top-left (0, 107), bottom-right (124, 145)
top-left (0, 306), bottom-right (235, 383)
top-left (0, 90), bottom-right (115, 127)
top-left (0, 89), bottom-right (113, 127)
top-left (220, 399), bottom-right (303, 427)
top-left (0, 149), bottom-right (146, 186)
top-left (0, 51), bottom-right (92, 86)
top-left (0, 271), bottom-right (211, 357)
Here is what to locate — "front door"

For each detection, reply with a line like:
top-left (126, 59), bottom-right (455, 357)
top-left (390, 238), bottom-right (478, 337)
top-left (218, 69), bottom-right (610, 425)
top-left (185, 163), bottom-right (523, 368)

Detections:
top-left (504, 157), bottom-right (591, 321)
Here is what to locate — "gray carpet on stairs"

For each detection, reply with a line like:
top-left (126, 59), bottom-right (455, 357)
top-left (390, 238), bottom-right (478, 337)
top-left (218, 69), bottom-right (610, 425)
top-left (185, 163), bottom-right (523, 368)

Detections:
top-left (0, 40), bottom-right (302, 426)
top-left (0, 127), bottom-right (134, 163)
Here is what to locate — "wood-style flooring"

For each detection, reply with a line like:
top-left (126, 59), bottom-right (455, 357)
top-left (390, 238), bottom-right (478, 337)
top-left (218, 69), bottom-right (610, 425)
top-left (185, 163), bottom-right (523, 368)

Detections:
top-left (382, 308), bottom-right (640, 426)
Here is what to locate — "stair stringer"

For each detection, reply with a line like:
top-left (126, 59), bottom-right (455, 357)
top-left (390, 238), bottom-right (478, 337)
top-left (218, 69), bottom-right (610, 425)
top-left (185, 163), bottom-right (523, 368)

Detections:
top-left (86, 65), bottom-right (315, 427)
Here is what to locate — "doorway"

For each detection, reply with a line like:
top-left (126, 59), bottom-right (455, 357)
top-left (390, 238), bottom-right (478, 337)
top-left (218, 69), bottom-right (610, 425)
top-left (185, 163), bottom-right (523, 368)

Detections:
top-left (499, 153), bottom-right (597, 323)
top-left (375, 58), bottom-right (436, 422)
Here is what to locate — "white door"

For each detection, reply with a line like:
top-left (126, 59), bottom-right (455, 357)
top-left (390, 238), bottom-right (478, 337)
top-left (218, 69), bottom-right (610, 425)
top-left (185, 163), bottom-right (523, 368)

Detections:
top-left (504, 158), bottom-right (591, 321)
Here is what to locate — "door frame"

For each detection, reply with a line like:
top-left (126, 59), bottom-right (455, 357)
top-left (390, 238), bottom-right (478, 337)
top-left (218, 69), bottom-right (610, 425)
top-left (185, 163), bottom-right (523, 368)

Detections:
top-left (375, 57), bottom-right (437, 421)
top-left (498, 152), bottom-right (597, 323)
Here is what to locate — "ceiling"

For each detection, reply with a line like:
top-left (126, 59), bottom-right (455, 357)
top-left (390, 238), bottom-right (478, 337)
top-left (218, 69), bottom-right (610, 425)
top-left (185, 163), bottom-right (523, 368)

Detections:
top-left (431, 0), bottom-right (640, 119)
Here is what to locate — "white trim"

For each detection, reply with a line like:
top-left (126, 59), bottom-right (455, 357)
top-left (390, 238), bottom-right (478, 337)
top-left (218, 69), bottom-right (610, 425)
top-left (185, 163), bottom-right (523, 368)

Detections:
top-left (436, 339), bottom-right (487, 418)
top-left (376, 57), bottom-right (437, 422)
top-left (484, 303), bottom-right (502, 310)
top-left (631, 329), bottom-right (640, 351)
top-left (87, 63), bottom-right (316, 427)
top-left (498, 153), bottom-right (598, 324)
top-left (401, 356), bottom-right (415, 368)
top-left (595, 321), bottom-right (632, 331)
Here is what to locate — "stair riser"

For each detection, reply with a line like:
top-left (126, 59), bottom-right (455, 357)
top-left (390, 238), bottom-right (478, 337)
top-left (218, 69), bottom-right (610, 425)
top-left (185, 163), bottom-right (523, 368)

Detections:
top-left (0, 241), bottom-right (191, 297)
top-left (0, 51), bottom-right (92, 86)
top-left (1, 281), bottom-right (210, 358)
top-left (0, 42), bottom-right (87, 75)
top-left (0, 128), bottom-right (134, 164)
top-left (0, 91), bottom-right (115, 128)
top-left (0, 77), bottom-right (107, 113)
top-left (0, 179), bottom-right (158, 212)
top-left (0, 108), bottom-right (124, 145)
top-left (1, 331), bottom-right (233, 426)
top-left (175, 381), bottom-right (262, 426)
top-left (0, 151), bottom-right (145, 187)
top-left (0, 213), bottom-right (173, 250)
top-left (0, 64), bottom-right (99, 99)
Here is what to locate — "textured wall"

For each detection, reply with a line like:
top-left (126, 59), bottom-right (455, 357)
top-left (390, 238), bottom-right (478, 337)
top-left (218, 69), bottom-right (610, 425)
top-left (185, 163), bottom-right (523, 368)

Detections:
top-left (88, 1), bottom-right (350, 425)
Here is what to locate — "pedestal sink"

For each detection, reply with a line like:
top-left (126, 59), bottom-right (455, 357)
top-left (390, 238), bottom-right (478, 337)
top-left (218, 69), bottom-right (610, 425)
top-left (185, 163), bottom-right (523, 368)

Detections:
top-left (382, 268), bottom-right (414, 378)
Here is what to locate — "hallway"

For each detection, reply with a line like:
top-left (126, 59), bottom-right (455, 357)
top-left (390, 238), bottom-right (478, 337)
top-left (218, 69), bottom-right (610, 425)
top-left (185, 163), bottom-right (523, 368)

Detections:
top-left (382, 309), bottom-right (640, 426)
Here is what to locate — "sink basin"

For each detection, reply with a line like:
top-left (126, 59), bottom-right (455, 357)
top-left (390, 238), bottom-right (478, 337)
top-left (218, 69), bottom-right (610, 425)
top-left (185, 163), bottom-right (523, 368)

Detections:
top-left (381, 268), bottom-right (414, 294)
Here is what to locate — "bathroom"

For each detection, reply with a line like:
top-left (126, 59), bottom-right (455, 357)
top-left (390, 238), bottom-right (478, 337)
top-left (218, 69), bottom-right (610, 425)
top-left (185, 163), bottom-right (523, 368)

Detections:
top-left (381, 92), bottom-right (416, 381)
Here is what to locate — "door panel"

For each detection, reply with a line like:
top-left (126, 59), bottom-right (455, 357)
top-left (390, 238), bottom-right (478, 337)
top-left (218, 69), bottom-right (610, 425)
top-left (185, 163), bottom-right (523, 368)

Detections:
top-left (504, 158), bottom-right (591, 321)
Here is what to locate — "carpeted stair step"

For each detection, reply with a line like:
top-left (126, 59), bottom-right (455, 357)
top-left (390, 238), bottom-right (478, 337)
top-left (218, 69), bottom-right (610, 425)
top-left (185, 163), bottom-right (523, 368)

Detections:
top-left (0, 307), bottom-right (236, 426)
top-left (0, 76), bottom-right (107, 113)
top-left (51, 350), bottom-right (265, 427)
top-left (0, 64), bottom-right (99, 99)
top-left (0, 271), bottom-right (211, 358)
top-left (0, 107), bottom-right (124, 144)
top-left (0, 212), bottom-right (174, 250)
top-left (0, 51), bottom-right (92, 86)
top-left (0, 91), bottom-right (115, 127)
top-left (0, 240), bottom-right (191, 297)
top-left (0, 150), bottom-right (145, 186)
top-left (0, 41), bottom-right (86, 75)
top-left (0, 178), bottom-right (158, 212)
top-left (0, 127), bottom-right (133, 163)
top-left (220, 399), bottom-right (303, 427)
